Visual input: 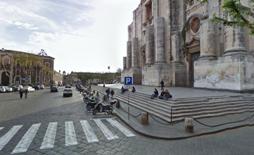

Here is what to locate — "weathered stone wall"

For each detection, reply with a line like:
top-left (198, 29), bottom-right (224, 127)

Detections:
top-left (142, 64), bottom-right (171, 86)
top-left (194, 54), bottom-right (254, 91)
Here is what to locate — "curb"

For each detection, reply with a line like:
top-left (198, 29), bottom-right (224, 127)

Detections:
top-left (114, 109), bottom-right (254, 140)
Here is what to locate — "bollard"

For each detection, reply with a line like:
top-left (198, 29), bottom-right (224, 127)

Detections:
top-left (184, 118), bottom-right (194, 133)
top-left (140, 112), bottom-right (149, 125)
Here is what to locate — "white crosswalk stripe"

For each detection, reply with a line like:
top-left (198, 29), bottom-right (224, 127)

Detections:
top-left (0, 119), bottom-right (134, 154)
top-left (65, 121), bottom-right (78, 146)
top-left (0, 125), bottom-right (23, 151)
top-left (106, 118), bottom-right (135, 137)
top-left (12, 123), bottom-right (41, 154)
top-left (94, 119), bottom-right (119, 140)
top-left (40, 122), bottom-right (58, 149)
top-left (80, 120), bottom-right (99, 143)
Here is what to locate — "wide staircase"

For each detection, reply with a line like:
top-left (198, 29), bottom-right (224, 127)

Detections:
top-left (93, 86), bottom-right (254, 123)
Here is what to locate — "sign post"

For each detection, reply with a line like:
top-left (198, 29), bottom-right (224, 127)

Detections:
top-left (124, 77), bottom-right (133, 120)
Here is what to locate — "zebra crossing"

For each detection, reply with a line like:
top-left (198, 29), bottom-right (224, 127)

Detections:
top-left (0, 118), bottom-right (135, 154)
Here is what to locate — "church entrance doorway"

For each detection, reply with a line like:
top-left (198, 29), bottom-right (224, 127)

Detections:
top-left (189, 52), bottom-right (200, 87)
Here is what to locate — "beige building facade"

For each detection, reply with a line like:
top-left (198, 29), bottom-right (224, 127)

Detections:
top-left (121, 0), bottom-right (254, 92)
top-left (0, 49), bottom-right (54, 86)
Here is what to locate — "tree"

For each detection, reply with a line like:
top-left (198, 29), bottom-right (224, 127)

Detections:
top-left (116, 68), bottom-right (122, 73)
top-left (200, 0), bottom-right (254, 34)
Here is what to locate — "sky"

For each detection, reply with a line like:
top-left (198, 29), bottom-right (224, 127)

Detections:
top-left (0, 0), bottom-right (139, 73)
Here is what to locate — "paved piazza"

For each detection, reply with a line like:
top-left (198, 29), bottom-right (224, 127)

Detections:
top-left (0, 88), bottom-right (254, 155)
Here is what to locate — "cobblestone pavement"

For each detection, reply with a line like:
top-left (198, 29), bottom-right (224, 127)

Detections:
top-left (0, 88), bottom-right (254, 155)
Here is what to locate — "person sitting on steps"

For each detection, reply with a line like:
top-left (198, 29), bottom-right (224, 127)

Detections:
top-left (159, 89), bottom-right (172, 100)
top-left (151, 88), bottom-right (159, 99)
top-left (121, 86), bottom-right (128, 94)
top-left (131, 86), bottom-right (136, 93)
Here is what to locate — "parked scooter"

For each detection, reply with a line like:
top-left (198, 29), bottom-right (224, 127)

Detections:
top-left (83, 92), bottom-right (99, 112)
top-left (92, 95), bottom-right (118, 115)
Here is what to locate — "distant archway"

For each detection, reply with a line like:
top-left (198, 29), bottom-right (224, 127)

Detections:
top-left (1, 72), bottom-right (10, 85)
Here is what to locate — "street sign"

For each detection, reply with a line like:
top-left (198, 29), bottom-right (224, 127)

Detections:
top-left (124, 77), bottom-right (133, 85)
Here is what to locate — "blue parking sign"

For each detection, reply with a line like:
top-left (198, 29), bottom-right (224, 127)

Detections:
top-left (124, 77), bottom-right (133, 85)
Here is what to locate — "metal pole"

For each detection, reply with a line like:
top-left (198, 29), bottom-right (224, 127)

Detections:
top-left (171, 107), bottom-right (173, 126)
top-left (128, 90), bottom-right (130, 120)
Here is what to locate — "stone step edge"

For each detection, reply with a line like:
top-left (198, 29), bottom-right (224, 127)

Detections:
top-left (113, 106), bottom-right (254, 140)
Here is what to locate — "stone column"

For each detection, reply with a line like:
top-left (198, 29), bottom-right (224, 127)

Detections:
top-left (123, 57), bottom-right (127, 70)
top-left (224, 26), bottom-right (247, 54)
top-left (127, 41), bottom-right (132, 69)
top-left (200, 19), bottom-right (217, 59)
top-left (155, 17), bottom-right (166, 63)
top-left (152, 0), bottom-right (159, 18)
top-left (145, 25), bottom-right (155, 65)
top-left (132, 37), bottom-right (139, 68)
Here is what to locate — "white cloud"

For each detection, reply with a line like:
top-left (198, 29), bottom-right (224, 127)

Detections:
top-left (0, 0), bottom-right (140, 72)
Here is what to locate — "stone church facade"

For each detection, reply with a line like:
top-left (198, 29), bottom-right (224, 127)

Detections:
top-left (121, 0), bottom-right (254, 92)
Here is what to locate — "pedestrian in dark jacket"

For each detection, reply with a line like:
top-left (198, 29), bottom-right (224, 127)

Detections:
top-left (110, 89), bottom-right (115, 97)
top-left (19, 89), bottom-right (23, 99)
top-left (24, 89), bottom-right (28, 99)
top-left (131, 86), bottom-right (136, 93)
top-left (105, 88), bottom-right (110, 96)
top-left (160, 80), bottom-right (164, 90)
top-left (151, 88), bottom-right (159, 99)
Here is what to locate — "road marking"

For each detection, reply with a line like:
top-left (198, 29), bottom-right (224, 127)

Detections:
top-left (65, 121), bottom-right (78, 146)
top-left (94, 119), bottom-right (118, 140)
top-left (0, 125), bottom-right (23, 151)
top-left (106, 118), bottom-right (135, 137)
top-left (80, 120), bottom-right (99, 143)
top-left (40, 122), bottom-right (57, 149)
top-left (0, 127), bottom-right (3, 131)
top-left (12, 123), bottom-right (41, 154)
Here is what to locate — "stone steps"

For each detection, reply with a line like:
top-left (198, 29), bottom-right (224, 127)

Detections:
top-left (173, 108), bottom-right (254, 122)
top-left (93, 86), bottom-right (253, 123)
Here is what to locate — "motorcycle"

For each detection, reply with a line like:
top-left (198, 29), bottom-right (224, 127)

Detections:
top-left (92, 95), bottom-right (119, 115)
top-left (83, 93), bottom-right (99, 112)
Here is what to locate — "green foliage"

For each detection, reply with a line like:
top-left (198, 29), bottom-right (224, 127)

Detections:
top-left (77, 72), bottom-right (121, 84)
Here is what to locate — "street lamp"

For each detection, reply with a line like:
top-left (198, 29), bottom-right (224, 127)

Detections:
top-left (108, 66), bottom-right (110, 73)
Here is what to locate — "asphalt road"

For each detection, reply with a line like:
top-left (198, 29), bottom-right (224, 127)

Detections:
top-left (0, 88), bottom-right (253, 155)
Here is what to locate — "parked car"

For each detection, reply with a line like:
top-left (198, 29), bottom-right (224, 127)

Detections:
top-left (10, 85), bottom-right (19, 92)
top-left (65, 85), bottom-right (71, 88)
top-left (24, 86), bottom-right (35, 92)
top-left (3, 86), bottom-right (13, 92)
top-left (63, 88), bottom-right (72, 97)
top-left (0, 86), bottom-right (6, 93)
top-left (40, 84), bottom-right (45, 89)
top-left (33, 85), bottom-right (40, 90)
top-left (50, 85), bottom-right (58, 92)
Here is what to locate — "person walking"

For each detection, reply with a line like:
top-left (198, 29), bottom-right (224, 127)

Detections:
top-left (19, 88), bottom-right (23, 99)
top-left (110, 89), bottom-right (115, 98)
top-left (160, 80), bottom-right (164, 90)
top-left (24, 88), bottom-right (28, 99)
top-left (105, 88), bottom-right (110, 96)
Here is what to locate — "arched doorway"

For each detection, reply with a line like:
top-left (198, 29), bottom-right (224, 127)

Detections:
top-left (1, 72), bottom-right (10, 86)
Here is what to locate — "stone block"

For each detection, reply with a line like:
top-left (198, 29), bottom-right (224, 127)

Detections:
top-left (140, 112), bottom-right (149, 125)
top-left (184, 118), bottom-right (194, 133)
